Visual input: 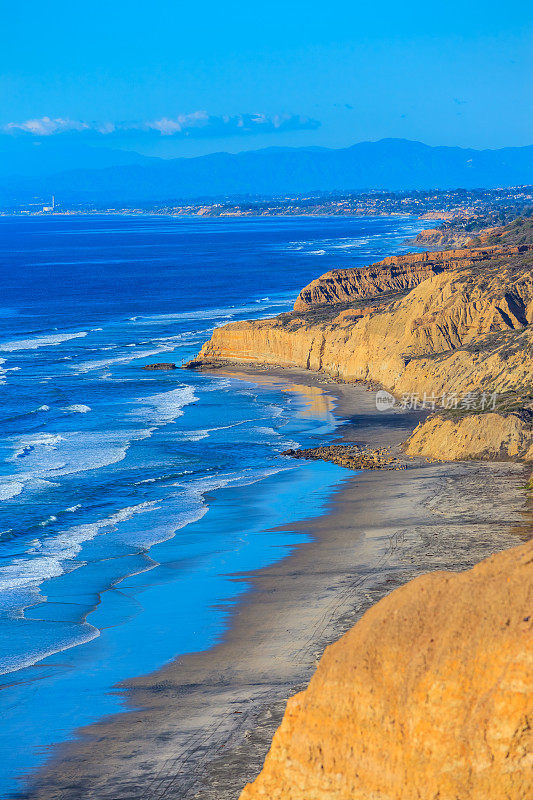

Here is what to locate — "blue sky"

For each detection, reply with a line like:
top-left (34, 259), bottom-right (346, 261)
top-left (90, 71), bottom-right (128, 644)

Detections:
top-left (1, 0), bottom-right (532, 157)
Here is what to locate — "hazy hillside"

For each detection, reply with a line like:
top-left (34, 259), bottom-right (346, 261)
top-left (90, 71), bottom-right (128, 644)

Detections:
top-left (0, 137), bottom-right (156, 180)
top-left (2, 138), bottom-right (533, 205)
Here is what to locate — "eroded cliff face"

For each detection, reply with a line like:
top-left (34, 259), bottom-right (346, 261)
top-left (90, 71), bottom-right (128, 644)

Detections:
top-left (404, 411), bottom-right (533, 461)
top-left (410, 224), bottom-right (506, 250)
top-left (188, 255), bottom-right (533, 396)
top-left (239, 539), bottom-right (533, 800)
top-left (293, 244), bottom-right (532, 310)
top-left (187, 233), bottom-right (533, 461)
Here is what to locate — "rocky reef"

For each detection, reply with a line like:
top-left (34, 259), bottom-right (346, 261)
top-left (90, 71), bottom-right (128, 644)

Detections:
top-left (281, 444), bottom-right (405, 470)
top-left (239, 539), bottom-right (533, 800)
top-left (142, 362), bottom-right (177, 370)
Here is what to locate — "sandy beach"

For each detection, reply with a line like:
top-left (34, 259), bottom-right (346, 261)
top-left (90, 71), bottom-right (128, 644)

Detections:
top-left (21, 368), bottom-right (531, 800)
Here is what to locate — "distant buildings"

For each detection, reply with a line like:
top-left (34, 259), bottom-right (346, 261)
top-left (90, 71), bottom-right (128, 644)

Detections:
top-left (2, 187), bottom-right (531, 219)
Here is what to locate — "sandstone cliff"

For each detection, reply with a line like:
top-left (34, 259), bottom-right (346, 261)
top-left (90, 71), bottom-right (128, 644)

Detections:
top-left (240, 539), bottom-right (533, 800)
top-left (187, 224), bottom-right (533, 461)
top-left (292, 244), bottom-right (530, 310)
top-left (188, 250), bottom-right (533, 395)
top-left (409, 225), bottom-right (505, 250)
top-left (411, 212), bottom-right (533, 251)
top-left (404, 411), bottom-right (533, 461)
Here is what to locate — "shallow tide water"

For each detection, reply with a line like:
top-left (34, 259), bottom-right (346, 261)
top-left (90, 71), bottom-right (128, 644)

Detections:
top-left (0, 214), bottom-right (426, 795)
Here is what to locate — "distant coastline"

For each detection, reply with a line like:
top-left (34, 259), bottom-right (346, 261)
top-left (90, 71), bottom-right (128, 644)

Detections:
top-left (2, 184), bottom-right (531, 220)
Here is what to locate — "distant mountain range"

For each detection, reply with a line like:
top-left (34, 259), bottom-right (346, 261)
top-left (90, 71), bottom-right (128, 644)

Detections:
top-left (2, 138), bottom-right (533, 205)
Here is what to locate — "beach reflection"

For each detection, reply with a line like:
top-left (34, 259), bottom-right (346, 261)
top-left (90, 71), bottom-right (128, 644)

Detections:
top-left (216, 369), bottom-right (336, 423)
top-left (280, 382), bottom-right (335, 421)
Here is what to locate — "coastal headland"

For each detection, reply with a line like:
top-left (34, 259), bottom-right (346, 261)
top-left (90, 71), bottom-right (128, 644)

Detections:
top-left (186, 215), bottom-right (533, 464)
top-left (22, 213), bottom-right (532, 799)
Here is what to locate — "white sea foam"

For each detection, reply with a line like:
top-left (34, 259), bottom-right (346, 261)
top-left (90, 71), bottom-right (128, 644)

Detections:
top-left (1, 478), bottom-right (58, 503)
top-left (0, 459), bottom-right (293, 675)
top-left (0, 502), bottom-right (159, 596)
top-left (134, 385), bottom-right (198, 425)
top-left (117, 495), bottom-right (208, 549)
top-left (181, 465), bottom-right (291, 497)
top-left (254, 426), bottom-right (280, 437)
top-left (7, 428), bottom-right (154, 485)
top-left (73, 346), bottom-right (178, 374)
top-left (266, 404), bottom-right (284, 418)
top-left (0, 481), bottom-right (24, 501)
top-left (0, 357), bottom-right (7, 384)
top-left (284, 236), bottom-right (373, 254)
top-left (249, 427), bottom-right (300, 451)
top-left (330, 237), bottom-right (371, 249)
top-left (114, 464), bottom-right (294, 550)
top-left (120, 466), bottom-right (289, 550)
top-left (0, 331), bottom-right (88, 352)
top-left (278, 438), bottom-right (300, 451)
top-left (10, 433), bottom-right (65, 461)
top-left (198, 377), bottom-right (234, 391)
top-left (0, 619), bottom-right (100, 677)
top-left (0, 501), bottom-right (161, 674)
top-left (173, 429), bottom-right (210, 442)
top-left (38, 515), bottom-right (58, 527)
top-left (63, 404), bottom-right (91, 414)
top-left (170, 419), bottom-right (249, 442)
top-left (130, 301), bottom-right (283, 326)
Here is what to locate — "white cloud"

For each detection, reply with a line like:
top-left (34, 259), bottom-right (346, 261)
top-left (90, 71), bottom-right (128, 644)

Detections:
top-left (2, 112), bottom-right (320, 139)
top-left (4, 116), bottom-right (90, 136)
top-left (145, 111), bottom-right (210, 135)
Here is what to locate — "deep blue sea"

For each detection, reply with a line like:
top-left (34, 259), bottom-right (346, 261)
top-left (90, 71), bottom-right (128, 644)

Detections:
top-left (0, 214), bottom-right (425, 795)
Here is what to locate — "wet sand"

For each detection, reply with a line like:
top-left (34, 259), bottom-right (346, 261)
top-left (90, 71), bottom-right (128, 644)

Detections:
top-left (21, 369), bottom-right (531, 800)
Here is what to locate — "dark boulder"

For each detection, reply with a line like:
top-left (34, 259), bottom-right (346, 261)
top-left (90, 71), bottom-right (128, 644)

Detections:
top-left (142, 363), bottom-right (177, 370)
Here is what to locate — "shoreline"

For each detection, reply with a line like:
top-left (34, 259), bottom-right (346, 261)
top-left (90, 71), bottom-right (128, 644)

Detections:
top-left (22, 368), bottom-right (531, 800)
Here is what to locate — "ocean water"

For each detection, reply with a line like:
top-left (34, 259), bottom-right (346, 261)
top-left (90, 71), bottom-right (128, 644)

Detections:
top-left (0, 214), bottom-right (426, 795)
